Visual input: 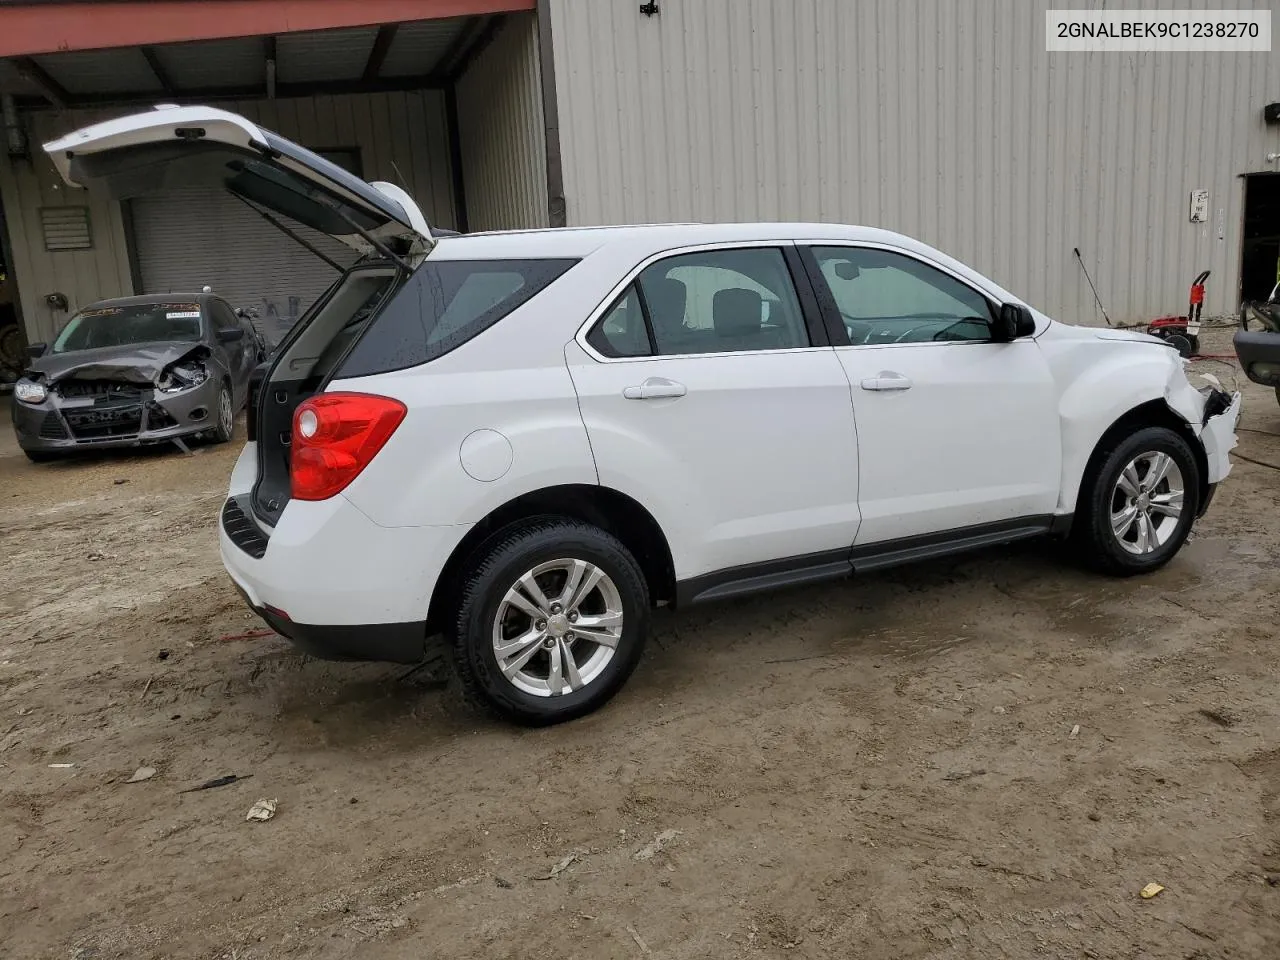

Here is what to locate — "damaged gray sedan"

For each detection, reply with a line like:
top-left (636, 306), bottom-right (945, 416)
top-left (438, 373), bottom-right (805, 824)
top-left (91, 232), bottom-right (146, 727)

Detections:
top-left (11, 293), bottom-right (263, 461)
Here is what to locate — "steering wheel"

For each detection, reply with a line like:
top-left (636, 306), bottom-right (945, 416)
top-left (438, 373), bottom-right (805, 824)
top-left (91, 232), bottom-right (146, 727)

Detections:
top-left (840, 312), bottom-right (876, 345)
top-left (930, 316), bottom-right (993, 342)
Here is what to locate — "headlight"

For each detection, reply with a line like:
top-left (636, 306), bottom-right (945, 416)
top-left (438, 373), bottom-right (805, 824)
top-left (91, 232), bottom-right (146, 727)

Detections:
top-left (14, 379), bottom-right (47, 404)
top-left (157, 361), bottom-right (210, 393)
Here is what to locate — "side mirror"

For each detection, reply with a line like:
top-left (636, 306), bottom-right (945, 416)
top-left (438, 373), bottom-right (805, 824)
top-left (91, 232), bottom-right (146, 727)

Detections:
top-left (28, 342), bottom-right (48, 358)
top-left (217, 327), bottom-right (245, 343)
top-left (996, 303), bottom-right (1036, 342)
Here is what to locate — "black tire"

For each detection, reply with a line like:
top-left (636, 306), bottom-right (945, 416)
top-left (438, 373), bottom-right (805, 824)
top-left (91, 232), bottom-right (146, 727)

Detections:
top-left (1074, 426), bottom-right (1200, 576)
top-left (1187, 334), bottom-right (1201, 357)
top-left (1166, 333), bottom-right (1193, 358)
top-left (452, 519), bottom-right (650, 726)
top-left (23, 449), bottom-right (59, 463)
top-left (1274, 386), bottom-right (1280, 409)
top-left (211, 381), bottom-right (235, 443)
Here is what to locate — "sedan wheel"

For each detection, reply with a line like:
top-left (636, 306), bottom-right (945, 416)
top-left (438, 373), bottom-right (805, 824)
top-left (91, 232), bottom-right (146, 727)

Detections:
top-left (212, 383), bottom-right (235, 443)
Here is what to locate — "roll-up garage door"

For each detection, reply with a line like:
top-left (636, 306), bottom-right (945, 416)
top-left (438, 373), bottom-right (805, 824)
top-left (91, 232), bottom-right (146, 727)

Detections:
top-left (129, 186), bottom-right (355, 346)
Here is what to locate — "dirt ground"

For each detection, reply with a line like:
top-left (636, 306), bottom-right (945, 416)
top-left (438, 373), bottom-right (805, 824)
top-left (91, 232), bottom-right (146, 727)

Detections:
top-left (2, 326), bottom-right (1279, 960)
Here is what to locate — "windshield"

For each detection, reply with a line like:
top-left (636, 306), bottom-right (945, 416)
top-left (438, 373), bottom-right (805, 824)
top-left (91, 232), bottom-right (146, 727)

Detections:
top-left (51, 302), bottom-right (204, 354)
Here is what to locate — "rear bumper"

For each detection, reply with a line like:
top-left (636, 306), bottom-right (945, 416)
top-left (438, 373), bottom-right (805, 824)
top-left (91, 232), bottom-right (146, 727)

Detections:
top-left (1234, 329), bottom-right (1280, 386)
top-left (218, 448), bottom-right (472, 662)
top-left (231, 581), bottom-right (426, 663)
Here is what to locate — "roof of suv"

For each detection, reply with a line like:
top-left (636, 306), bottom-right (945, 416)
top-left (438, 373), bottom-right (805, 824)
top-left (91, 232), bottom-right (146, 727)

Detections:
top-left (430, 222), bottom-right (917, 260)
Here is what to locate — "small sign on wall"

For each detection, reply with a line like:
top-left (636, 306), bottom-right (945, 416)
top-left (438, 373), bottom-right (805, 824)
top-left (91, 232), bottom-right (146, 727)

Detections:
top-left (1189, 189), bottom-right (1209, 223)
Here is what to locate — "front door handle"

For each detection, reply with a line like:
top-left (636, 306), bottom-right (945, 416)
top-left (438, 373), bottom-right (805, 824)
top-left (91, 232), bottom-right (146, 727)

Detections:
top-left (623, 377), bottom-right (687, 400)
top-left (860, 372), bottom-right (913, 392)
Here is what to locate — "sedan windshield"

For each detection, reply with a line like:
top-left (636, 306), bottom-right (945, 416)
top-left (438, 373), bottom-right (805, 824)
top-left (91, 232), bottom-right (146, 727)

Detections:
top-left (51, 302), bottom-right (204, 354)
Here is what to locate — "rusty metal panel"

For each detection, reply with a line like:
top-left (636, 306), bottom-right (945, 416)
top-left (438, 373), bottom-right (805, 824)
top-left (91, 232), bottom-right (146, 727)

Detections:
top-left (547, 0), bottom-right (1280, 323)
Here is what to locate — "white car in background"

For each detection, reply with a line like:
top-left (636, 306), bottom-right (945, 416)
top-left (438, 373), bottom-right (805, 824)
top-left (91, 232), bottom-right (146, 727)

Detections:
top-left (49, 106), bottom-right (1242, 725)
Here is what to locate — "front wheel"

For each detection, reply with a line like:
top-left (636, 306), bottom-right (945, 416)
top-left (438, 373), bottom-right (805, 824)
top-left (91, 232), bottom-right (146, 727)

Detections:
top-left (211, 382), bottom-right (235, 443)
top-left (1074, 426), bottom-right (1200, 576)
top-left (452, 519), bottom-right (650, 726)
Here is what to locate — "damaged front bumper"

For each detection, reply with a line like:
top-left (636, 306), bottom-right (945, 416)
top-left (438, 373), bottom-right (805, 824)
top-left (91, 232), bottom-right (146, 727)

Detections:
top-left (1198, 389), bottom-right (1242, 486)
top-left (1161, 363), bottom-right (1241, 516)
top-left (11, 375), bottom-right (223, 452)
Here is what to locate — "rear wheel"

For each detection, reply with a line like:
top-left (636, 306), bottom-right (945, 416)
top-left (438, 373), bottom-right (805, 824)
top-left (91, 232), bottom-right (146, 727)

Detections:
top-left (451, 519), bottom-right (650, 726)
top-left (211, 382), bottom-right (235, 443)
top-left (1074, 426), bottom-right (1199, 576)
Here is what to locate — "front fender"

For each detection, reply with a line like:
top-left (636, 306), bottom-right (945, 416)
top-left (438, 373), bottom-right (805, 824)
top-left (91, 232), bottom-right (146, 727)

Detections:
top-left (1053, 342), bottom-right (1235, 513)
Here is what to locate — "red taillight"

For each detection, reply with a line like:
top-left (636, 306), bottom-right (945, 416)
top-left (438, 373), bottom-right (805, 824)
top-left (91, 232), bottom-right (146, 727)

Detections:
top-left (290, 392), bottom-right (406, 501)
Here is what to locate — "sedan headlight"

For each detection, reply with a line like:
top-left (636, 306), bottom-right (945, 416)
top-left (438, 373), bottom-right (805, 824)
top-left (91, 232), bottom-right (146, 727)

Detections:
top-left (14, 378), bottom-right (47, 404)
top-left (157, 361), bottom-right (210, 393)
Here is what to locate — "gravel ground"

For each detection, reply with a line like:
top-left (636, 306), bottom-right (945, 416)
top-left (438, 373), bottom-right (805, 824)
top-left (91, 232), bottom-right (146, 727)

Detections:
top-left (2, 326), bottom-right (1279, 959)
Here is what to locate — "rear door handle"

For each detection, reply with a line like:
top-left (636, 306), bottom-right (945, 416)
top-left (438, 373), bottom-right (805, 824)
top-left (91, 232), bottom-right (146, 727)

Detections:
top-left (860, 372), bottom-right (913, 392)
top-left (623, 377), bottom-right (687, 400)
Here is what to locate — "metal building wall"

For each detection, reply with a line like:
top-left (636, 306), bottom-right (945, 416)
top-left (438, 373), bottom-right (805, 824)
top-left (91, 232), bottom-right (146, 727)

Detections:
top-left (0, 90), bottom-right (455, 343)
top-left (547, 0), bottom-right (1280, 324)
top-left (456, 11), bottom-right (549, 231)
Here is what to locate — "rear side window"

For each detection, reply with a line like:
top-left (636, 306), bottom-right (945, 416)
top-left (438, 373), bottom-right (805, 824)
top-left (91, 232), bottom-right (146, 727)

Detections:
top-left (338, 258), bottom-right (578, 377)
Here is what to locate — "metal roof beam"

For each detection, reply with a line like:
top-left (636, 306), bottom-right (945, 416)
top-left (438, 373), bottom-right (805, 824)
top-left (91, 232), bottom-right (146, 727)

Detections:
top-left (0, 1), bottom-right (535, 59)
top-left (12, 57), bottom-right (67, 108)
top-left (363, 23), bottom-right (399, 82)
top-left (9, 74), bottom-right (449, 111)
top-left (140, 46), bottom-right (174, 95)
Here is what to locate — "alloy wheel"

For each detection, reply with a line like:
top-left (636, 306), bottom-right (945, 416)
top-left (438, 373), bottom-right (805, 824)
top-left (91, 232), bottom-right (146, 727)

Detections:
top-left (491, 558), bottom-right (625, 697)
top-left (1110, 451), bottom-right (1185, 555)
top-left (218, 387), bottom-right (234, 436)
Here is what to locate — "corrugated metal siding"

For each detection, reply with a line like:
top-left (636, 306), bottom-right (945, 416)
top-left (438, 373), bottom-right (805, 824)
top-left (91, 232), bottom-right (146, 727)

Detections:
top-left (0, 90), bottom-right (456, 343)
top-left (0, 110), bottom-right (134, 345)
top-left (456, 11), bottom-right (549, 231)
top-left (548, 0), bottom-right (1280, 324)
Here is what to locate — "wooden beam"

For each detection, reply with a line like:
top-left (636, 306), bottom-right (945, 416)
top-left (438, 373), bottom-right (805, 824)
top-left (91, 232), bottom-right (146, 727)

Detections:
top-left (140, 46), bottom-right (174, 95)
top-left (363, 24), bottom-right (399, 82)
top-left (13, 57), bottom-right (67, 108)
top-left (0, 1), bottom-right (536, 58)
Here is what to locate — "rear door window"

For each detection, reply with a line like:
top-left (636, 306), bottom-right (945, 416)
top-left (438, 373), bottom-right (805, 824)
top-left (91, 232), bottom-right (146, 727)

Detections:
top-left (337, 258), bottom-right (578, 377)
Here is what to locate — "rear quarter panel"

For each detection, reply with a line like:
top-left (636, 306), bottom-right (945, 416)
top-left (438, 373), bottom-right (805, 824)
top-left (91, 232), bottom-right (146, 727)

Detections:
top-left (333, 346), bottom-right (598, 529)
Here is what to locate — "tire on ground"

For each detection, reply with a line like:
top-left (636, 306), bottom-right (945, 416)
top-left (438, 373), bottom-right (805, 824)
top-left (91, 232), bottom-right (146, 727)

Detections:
top-left (1073, 425), bottom-right (1200, 576)
top-left (451, 518), bottom-right (650, 726)
top-left (211, 381), bottom-right (235, 443)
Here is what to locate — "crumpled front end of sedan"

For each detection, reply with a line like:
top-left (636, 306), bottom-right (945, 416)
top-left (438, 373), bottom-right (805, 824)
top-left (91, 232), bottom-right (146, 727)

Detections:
top-left (11, 350), bottom-right (225, 453)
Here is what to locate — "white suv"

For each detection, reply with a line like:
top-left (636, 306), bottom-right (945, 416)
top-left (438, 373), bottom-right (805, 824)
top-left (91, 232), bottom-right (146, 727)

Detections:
top-left (50, 107), bottom-right (1242, 725)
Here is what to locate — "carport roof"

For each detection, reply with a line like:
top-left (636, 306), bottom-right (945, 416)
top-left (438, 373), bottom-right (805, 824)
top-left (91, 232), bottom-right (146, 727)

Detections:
top-left (0, 3), bottom-right (529, 107)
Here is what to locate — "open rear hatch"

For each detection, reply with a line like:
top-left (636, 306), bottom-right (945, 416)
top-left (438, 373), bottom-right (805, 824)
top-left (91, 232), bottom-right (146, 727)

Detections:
top-left (46, 105), bottom-right (434, 257)
top-left (45, 105), bottom-right (435, 528)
